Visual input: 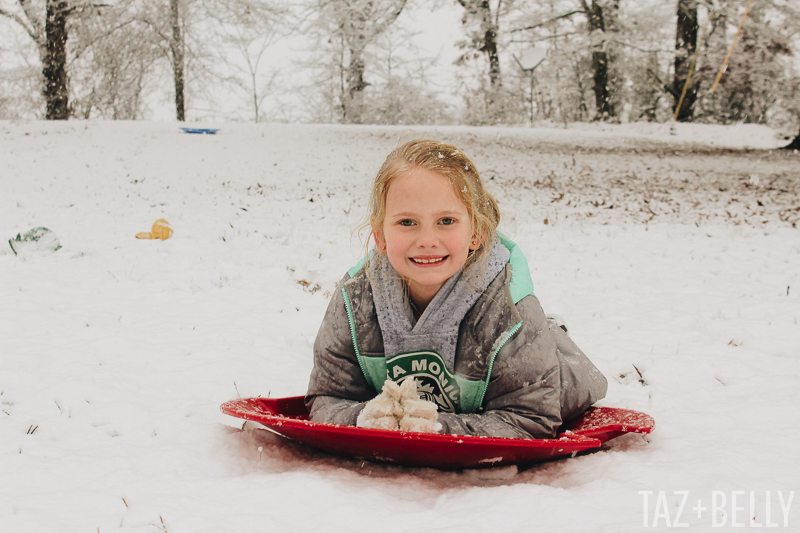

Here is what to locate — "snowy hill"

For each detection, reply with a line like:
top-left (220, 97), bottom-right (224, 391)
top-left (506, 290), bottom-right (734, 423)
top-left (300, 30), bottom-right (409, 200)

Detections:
top-left (1, 120), bottom-right (798, 532)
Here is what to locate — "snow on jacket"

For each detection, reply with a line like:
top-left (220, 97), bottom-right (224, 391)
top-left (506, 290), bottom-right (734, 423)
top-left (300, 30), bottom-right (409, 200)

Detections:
top-left (305, 236), bottom-right (608, 439)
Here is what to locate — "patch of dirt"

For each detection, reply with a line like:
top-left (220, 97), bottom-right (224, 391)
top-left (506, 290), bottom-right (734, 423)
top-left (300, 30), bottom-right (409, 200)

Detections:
top-left (464, 138), bottom-right (800, 227)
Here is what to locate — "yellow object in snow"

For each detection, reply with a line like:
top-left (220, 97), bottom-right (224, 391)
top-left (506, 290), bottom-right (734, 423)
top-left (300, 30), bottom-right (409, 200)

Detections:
top-left (136, 219), bottom-right (173, 240)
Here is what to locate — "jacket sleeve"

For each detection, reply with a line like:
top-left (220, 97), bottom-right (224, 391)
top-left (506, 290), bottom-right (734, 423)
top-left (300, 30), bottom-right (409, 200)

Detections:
top-left (436, 295), bottom-right (564, 439)
top-left (551, 317), bottom-right (609, 423)
top-left (437, 294), bottom-right (607, 439)
top-left (304, 281), bottom-right (375, 426)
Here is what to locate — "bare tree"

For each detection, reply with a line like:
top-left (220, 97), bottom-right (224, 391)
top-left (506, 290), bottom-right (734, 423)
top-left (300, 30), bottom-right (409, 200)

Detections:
top-left (44, 0), bottom-right (70, 118)
top-left (310, 0), bottom-right (408, 123)
top-left (692, 1), bottom-right (798, 127)
top-left (361, 21), bottom-right (455, 124)
top-left (0, 44), bottom-right (44, 118)
top-left (454, 0), bottom-right (509, 123)
top-left (234, 34), bottom-right (278, 123)
top-left (505, 0), bottom-right (627, 122)
top-left (68, 9), bottom-right (162, 119)
top-left (206, 0), bottom-right (288, 122)
top-left (508, 1), bottom-right (591, 123)
top-left (577, 0), bottom-right (618, 120)
top-left (457, 0), bottom-right (501, 88)
top-left (168, 0), bottom-right (184, 120)
top-left (133, 0), bottom-right (191, 121)
top-left (1, 0), bottom-right (181, 120)
top-left (1, 0), bottom-right (74, 118)
top-left (672, 0), bottom-right (697, 121)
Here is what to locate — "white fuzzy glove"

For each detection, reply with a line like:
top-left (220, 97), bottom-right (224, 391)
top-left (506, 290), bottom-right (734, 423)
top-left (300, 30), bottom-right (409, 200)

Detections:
top-left (397, 379), bottom-right (442, 434)
top-left (357, 379), bottom-right (442, 433)
top-left (356, 380), bottom-right (404, 430)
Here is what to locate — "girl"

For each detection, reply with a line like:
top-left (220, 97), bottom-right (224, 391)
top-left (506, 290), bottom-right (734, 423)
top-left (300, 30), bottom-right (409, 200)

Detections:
top-left (305, 140), bottom-right (607, 439)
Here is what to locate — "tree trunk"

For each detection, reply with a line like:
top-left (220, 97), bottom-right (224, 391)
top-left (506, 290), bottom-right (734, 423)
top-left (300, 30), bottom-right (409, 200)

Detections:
top-left (468, 0), bottom-right (502, 122)
top-left (251, 72), bottom-right (259, 123)
top-left (329, 0), bottom-right (407, 123)
top-left (170, 0), bottom-right (186, 121)
top-left (477, 0), bottom-right (501, 89)
top-left (44, 0), bottom-right (69, 120)
top-left (584, 0), bottom-right (613, 120)
top-left (343, 41), bottom-right (368, 124)
top-left (591, 49), bottom-right (610, 119)
top-left (782, 128), bottom-right (800, 150)
top-left (673, 0), bottom-right (698, 122)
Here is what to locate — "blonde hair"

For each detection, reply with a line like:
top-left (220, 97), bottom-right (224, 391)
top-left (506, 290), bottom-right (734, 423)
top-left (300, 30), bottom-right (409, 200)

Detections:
top-left (364, 139), bottom-right (501, 270)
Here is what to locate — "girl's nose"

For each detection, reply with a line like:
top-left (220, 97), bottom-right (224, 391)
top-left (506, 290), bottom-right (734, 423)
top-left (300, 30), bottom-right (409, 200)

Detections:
top-left (416, 226), bottom-right (439, 248)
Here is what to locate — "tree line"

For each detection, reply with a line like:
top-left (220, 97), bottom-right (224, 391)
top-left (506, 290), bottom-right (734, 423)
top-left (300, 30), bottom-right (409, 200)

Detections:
top-left (1, 0), bottom-right (799, 142)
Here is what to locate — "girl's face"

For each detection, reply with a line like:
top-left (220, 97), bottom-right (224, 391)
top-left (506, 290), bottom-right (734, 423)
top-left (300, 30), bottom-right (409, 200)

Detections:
top-left (374, 167), bottom-right (480, 310)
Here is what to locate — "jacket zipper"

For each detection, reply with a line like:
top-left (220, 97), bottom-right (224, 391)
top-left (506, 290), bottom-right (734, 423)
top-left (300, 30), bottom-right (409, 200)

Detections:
top-left (341, 287), bottom-right (369, 380)
top-left (477, 321), bottom-right (523, 408)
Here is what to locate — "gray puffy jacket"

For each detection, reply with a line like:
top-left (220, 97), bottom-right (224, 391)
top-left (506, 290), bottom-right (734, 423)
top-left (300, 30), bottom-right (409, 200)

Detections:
top-left (305, 248), bottom-right (608, 439)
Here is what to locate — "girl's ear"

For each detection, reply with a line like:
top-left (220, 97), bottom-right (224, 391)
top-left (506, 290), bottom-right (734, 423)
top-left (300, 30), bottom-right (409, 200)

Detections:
top-left (469, 232), bottom-right (483, 251)
top-left (373, 230), bottom-right (387, 253)
top-left (370, 215), bottom-right (387, 253)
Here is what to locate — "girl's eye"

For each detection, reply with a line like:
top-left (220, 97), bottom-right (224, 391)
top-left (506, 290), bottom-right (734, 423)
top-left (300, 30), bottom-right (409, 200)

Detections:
top-left (399, 219), bottom-right (415, 226)
top-left (439, 218), bottom-right (455, 225)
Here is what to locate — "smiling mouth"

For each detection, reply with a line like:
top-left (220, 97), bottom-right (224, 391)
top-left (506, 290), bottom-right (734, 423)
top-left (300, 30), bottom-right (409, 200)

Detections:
top-left (410, 256), bottom-right (447, 264)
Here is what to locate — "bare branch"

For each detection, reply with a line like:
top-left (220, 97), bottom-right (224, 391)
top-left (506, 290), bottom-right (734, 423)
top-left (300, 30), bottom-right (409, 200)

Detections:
top-left (0, 8), bottom-right (39, 43)
top-left (369, 0), bottom-right (409, 43)
top-left (509, 10), bottom-right (585, 33)
top-left (510, 31), bottom-right (582, 44)
top-left (18, 0), bottom-right (45, 38)
top-left (647, 68), bottom-right (678, 99)
top-left (68, 18), bottom-right (139, 67)
top-left (607, 39), bottom-right (671, 54)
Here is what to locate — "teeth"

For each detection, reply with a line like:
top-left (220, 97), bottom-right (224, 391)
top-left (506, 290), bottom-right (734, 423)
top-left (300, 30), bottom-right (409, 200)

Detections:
top-left (412, 257), bottom-right (443, 264)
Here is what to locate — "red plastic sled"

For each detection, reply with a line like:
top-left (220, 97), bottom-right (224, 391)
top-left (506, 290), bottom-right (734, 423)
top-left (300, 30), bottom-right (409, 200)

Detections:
top-left (221, 396), bottom-right (654, 469)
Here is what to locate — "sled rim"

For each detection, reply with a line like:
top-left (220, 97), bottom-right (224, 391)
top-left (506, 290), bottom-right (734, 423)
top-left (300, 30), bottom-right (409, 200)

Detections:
top-left (221, 396), bottom-right (654, 468)
top-left (220, 397), bottom-right (602, 449)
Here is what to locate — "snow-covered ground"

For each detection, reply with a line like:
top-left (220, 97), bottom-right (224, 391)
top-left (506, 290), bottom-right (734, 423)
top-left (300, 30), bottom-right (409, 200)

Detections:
top-left (1, 121), bottom-right (799, 532)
